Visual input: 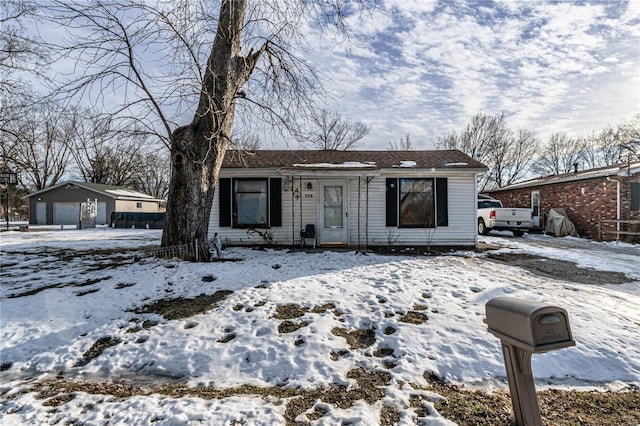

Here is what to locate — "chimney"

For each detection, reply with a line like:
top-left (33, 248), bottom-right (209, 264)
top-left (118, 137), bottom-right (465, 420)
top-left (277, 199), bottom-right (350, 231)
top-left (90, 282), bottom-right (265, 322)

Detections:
top-left (573, 162), bottom-right (578, 174)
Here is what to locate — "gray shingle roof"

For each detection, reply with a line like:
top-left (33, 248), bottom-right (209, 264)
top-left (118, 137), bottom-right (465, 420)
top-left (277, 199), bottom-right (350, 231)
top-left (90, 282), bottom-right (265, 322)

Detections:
top-left (222, 150), bottom-right (486, 170)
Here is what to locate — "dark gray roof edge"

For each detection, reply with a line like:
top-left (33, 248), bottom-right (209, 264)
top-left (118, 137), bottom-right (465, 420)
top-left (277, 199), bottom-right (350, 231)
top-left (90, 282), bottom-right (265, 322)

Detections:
top-left (24, 181), bottom-right (162, 201)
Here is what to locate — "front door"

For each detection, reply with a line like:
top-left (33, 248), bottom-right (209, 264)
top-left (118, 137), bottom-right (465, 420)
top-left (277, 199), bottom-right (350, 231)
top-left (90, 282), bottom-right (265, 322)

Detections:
top-left (319, 182), bottom-right (348, 245)
top-left (531, 190), bottom-right (540, 228)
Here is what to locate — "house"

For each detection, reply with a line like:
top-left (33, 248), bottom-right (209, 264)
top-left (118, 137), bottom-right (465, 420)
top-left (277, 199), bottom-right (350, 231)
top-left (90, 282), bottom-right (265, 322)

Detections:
top-left (26, 181), bottom-right (164, 226)
top-left (484, 161), bottom-right (640, 240)
top-left (209, 150), bottom-right (487, 250)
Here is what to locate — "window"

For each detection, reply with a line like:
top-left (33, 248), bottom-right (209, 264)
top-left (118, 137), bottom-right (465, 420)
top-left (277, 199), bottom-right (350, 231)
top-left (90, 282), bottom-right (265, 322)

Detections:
top-left (632, 182), bottom-right (639, 211)
top-left (399, 178), bottom-right (435, 227)
top-left (136, 202), bottom-right (142, 208)
top-left (234, 179), bottom-right (268, 227)
top-left (386, 178), bottom-right (448, 228)
top-left (218, 177), bottom-right (282, 228)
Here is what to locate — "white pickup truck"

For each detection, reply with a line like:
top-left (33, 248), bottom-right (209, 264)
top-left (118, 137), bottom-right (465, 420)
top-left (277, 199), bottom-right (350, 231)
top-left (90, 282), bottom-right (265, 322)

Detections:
top-left (477, 197), bottom-right (532, 237)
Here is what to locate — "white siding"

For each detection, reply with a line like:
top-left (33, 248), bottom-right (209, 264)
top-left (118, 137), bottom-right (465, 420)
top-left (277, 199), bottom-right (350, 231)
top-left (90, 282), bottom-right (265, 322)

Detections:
top-left (209, 170), bottom-right (478, 248)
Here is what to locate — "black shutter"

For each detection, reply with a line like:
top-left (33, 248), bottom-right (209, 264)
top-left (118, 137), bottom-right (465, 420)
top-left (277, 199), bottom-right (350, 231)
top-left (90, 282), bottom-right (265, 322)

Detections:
top-left (436, 178), bottom-right (448, 227)
top-left (269, 178), bottom-right (282, 226)
top-left (386, 178), bottom-right (398, 226)
top-left (632, 182), bottom-right (639, 211)
top-left (219, 178), bottom-right (231, 227)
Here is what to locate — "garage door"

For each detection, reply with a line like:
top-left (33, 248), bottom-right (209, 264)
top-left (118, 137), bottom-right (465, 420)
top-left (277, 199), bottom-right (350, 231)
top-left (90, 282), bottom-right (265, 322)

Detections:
top-left (53, 202), bottom-right (80, 225)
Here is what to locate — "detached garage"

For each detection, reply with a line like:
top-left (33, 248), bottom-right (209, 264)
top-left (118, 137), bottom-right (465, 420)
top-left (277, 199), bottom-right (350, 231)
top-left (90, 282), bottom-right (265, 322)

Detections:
top-left (26, 181), bottom-right (163, 226)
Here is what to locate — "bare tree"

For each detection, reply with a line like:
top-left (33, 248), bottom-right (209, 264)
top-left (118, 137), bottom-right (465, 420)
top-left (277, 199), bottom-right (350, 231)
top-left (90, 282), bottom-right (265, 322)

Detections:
top-left (437, 112), bottom-right (537, 190)
top-left (1, 1), bottom-right (47, 95)
top-left (388, 134), bottom-right (412, 151)
top-left (533, 132), bottom-right (586, 175)
top-left (42, 0), bottom-right (362, 252)
top-left (132, 151), bottom-right (170, 199)
top-left (67, 113), bottom-right (149, 187)
top-left (583, 114), bottom-right (640, 168)
top-left (302, 109), bottom-right (370, 150)
top-left (9, 102), bottom-right (74, 191)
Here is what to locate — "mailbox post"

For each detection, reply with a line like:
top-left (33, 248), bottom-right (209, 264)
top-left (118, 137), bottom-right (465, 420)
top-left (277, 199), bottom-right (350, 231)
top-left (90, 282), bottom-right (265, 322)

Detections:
top-left (486, 297), bottom-right (575, 426)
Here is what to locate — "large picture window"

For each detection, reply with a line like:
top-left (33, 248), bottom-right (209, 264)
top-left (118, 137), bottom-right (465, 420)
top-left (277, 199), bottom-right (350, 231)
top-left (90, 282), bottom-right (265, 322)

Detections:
top-left (234, 179), bottom-right (268, 227)
top-left (386, 177), bottom-right (447, 228)
top-left (399, 178), bottom-right (435, 227)
top-left (219, 177), bottom-right (282, 228)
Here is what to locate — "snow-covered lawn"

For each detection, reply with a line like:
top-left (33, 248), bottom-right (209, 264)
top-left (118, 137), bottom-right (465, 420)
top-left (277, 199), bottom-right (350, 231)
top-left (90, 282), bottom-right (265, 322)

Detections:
top-left (1, 228), bottom-right (639, 424)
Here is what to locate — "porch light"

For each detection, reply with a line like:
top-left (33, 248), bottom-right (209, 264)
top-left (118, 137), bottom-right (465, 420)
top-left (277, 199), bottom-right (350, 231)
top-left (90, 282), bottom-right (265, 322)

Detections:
top-left (307, 182), bottom-right (313, 190)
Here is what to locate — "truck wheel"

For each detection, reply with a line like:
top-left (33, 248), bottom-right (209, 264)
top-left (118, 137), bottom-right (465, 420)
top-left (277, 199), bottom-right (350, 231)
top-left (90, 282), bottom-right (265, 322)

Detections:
top-left (512, 230), bottom-right (525, 237)
top-left (478, 219), bottom-right (489, 235)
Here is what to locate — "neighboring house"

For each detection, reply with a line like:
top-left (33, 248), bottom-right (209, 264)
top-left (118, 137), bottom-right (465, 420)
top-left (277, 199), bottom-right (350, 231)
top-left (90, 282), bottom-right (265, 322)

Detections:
top-left (26, 181), bottom-right (164, 226)
top-left (485, 161), bottom-right (640, 240)
top-left (209, 150), bottom-right (487, 250)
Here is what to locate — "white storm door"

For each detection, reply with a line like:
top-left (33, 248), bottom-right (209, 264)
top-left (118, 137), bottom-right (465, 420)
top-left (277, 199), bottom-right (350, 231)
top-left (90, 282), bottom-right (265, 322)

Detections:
top-left (531, 191), bottom-right (540, 228)
top-left (319, 182), bottom-right (348, 244)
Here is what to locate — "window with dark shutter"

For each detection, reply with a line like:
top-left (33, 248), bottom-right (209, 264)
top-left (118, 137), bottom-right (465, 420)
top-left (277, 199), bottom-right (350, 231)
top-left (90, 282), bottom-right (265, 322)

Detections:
top-left (386, 178), bottom-right (398, 226)
top-left (436, 178), bottom-right (448, 226)
top-left (269, 178), bottom-right (282, 226)
top-left (219, 178), bottom-right (231, 227)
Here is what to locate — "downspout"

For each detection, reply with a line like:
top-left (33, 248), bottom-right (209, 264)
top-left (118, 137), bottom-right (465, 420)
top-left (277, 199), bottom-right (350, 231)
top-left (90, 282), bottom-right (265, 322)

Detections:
top-left (291, 176), bottom-right (294, 250)
top-left (299, 176), bottom-right (303, 245)
top-left (357, 176), bottom-right (361, 253)
top-left (606, 176), bottom-right (621, 238)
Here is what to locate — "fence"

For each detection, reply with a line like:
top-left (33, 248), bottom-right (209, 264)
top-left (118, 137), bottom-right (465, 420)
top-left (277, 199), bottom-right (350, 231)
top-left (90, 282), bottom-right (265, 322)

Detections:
top-left (110, 212), bottom-right (165, 229)
top-left (597, 219), bottom-right (640, 242)
top-left (144, 239), bottom-right (212, 261)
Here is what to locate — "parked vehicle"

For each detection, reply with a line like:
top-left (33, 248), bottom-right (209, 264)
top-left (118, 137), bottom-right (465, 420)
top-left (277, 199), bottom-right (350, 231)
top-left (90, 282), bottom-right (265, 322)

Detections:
top-left (477, 196), bottom-right (532, 237)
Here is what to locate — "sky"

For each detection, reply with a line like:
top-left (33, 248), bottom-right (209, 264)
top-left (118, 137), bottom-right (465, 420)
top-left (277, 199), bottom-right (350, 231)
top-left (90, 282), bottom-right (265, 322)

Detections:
top-left (303, 0), bottom-right (640, 149)
top-left (18, 0), bottom-right (640, 152)
top-left (1, 227), bottom-right (639, 424)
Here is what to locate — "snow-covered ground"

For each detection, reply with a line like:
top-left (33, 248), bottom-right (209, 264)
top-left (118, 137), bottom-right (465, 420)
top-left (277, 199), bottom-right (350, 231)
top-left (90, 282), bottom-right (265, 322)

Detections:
top-left (1, 228), bottom-right (639, 425)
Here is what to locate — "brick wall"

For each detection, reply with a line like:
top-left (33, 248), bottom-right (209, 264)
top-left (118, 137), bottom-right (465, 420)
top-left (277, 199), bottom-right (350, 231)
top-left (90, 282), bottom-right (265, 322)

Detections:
top-left (487, 172), bottom-right (640, 240)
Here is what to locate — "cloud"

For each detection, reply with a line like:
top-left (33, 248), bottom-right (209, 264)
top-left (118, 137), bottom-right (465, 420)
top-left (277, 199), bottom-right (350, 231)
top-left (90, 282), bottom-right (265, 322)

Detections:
top-left (295, 0), bottom-right (639, 148)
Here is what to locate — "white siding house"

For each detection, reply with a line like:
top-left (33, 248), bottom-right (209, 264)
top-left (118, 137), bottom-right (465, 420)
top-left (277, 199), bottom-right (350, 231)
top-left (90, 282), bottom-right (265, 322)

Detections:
top-left (209, 150), bottom-right (486, 250)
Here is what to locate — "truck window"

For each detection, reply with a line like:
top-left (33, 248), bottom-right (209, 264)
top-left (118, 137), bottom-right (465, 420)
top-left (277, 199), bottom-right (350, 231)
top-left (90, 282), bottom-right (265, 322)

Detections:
top-left (478, 200), bottom-right (502, 209)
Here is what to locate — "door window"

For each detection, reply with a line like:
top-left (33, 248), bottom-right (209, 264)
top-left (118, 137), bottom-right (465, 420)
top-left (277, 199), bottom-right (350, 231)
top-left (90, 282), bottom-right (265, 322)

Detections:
top-left (323, 186), bottom-right (343, 228)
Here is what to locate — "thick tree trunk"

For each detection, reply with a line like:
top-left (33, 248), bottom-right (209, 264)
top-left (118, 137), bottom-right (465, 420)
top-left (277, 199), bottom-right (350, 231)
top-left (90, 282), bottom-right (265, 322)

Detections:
top-left (161, 0), bottom-right (259, 256)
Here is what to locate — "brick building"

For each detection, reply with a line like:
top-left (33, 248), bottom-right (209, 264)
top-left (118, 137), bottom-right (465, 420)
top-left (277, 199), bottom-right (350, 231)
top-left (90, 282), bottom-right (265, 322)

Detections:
top-left (485, 162), bottom-right (640, 241)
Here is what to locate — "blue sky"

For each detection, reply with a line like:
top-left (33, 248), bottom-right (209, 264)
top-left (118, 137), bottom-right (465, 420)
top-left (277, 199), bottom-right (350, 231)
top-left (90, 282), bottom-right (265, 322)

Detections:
top-left (26, 0), bottom-right (640, 151)
top-left (300, 0), bottom-right (640, 149)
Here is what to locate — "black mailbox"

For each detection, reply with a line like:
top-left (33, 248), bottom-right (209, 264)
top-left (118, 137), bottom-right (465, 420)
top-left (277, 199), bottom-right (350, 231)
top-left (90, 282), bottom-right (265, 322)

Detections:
top-left (486, 296), bottom-right (575, 353)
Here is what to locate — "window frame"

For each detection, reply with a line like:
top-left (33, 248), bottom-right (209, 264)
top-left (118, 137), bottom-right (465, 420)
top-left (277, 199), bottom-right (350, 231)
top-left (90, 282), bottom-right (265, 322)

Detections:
top-left (386, 177), bottom-right (448, 228)
top-left (232, 178), bottom-right (269, 228)
top-left (398, 177), bottom-right (436, 228)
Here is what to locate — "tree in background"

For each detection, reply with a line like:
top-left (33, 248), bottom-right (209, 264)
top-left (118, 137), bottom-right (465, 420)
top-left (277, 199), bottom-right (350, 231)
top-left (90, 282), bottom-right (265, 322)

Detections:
top-left (437, 112), bottom-right (536, 190)
top-left (302, 109), bottom-right (370, 151)
top-left (1, 0), bottom-right (47, 96)
top-left (388, 134), bottom-right (413, 151)
top-left (532, 131), bottom-right (586, 175)
top-left (583, 114), bottom-right (640, 168)
top-left (67, 113), bottom-right (149, 187)
top-left (43, 0), bottom-right (363, 254)
top-left (4, 100), bottom-right (74, 191)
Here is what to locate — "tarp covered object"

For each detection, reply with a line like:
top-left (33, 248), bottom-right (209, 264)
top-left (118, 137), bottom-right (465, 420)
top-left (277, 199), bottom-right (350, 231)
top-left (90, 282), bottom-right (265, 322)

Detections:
top-left (545, 208), bottom-right (578, 237)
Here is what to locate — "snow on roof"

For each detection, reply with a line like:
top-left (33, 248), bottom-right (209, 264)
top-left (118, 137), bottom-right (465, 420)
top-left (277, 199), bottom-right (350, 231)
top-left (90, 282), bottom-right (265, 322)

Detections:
top-left (104, 188), bottom-right (157, 199)
top-left (395, 161), bottom-right (417, 168)
top-left (292, 162), bottom-right (377, 168)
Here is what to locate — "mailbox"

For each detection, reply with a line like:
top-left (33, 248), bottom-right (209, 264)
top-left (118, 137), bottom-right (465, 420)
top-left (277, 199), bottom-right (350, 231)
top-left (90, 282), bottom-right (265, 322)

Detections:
top-left (486, 296), bottom-right (574, 353)
top-left (486, 296), bottom-right (576, 426)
